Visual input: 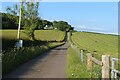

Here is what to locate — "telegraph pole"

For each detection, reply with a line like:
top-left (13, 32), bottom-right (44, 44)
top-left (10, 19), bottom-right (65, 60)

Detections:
top-left (17, 0), bottom-right (22, 39)
top-left (16, 0), bottom-right (23, 48)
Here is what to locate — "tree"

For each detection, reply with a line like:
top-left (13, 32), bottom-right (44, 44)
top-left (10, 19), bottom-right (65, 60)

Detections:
top-left (6, 1), bottom-right (40, 40)
top-left (6, 4), bottom-right (19, 16)
top-left (40, 20), bottom-right (53, 29)
top-left (23, 1), bottom-right (39, 40)
top-left (36, 18), bottom-right (43, 29)
top-left (6, 4), bottom-right (19, 28)
top-left (47, 21), bottom-right (53, 27)
top-left (53, 21), bottom-right (72, 31)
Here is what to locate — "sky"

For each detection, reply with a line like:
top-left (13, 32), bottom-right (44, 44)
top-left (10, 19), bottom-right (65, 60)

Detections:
top-left (1, 2), bottom-right (118, 34)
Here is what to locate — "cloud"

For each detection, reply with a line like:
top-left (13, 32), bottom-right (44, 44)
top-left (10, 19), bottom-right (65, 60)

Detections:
top-left (75, 25), bottom-right (105, 32)
top-left (74, 25), bottom-right (118, 35)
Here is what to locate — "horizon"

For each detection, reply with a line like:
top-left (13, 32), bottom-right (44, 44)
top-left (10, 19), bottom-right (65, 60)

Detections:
top-left (1, 2), bottom-right (118, 35)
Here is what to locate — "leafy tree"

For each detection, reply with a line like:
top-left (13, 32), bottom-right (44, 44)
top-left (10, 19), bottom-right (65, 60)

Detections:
top-left (70, 27), bottom-right (74, 31)
top-left (53, 21), bottom-right (72, 31)
top-left (36, 18), bottom-right (43, 29)
top-left (40, 20), bottom-right (53, 29)
top-left (6, 4), bottom-right (19, 28)
top-left (6, 3), bottom-right (19, 16)
top-left (23, 1), bottom-right (39, 40)
top-left (6, 1), bottom-right (40, 40)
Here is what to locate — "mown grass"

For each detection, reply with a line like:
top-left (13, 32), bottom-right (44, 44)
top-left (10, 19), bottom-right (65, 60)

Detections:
top-left (34, 30), bottom-right (65, 42)
top-left (1, 29), bottom-right (65, 41)
top-left (1, 29), bottom-right (65, 75)
top-left (71, 32), bottom-right (118, 59)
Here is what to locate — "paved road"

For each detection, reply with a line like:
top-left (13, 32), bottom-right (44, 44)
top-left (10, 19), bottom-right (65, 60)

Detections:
top-left (4, 42), bottom-right (68, 78)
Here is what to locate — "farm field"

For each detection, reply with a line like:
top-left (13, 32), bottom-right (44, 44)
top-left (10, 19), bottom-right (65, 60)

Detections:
top-left (34, 30), bottom-right (65, 41)
top-left (71, 32), bottom-right (118, 58)
top-left (1, 30), bottom-right (65, 41)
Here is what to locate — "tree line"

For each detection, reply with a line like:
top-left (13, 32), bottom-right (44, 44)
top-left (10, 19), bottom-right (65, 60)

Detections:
top-left (2, 13), bottom-right (74, 31)
top-left (2, 1), bottom-right (74, 40)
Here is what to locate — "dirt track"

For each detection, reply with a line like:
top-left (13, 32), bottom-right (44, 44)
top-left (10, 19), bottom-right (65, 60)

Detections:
top-left (4, 42), bottom-right (68, 78)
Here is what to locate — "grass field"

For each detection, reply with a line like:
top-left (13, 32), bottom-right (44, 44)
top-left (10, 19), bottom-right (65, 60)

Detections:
top-left (71, 32), bottom-right (118, 58)
top-left (1, 29), bottom-right (65, 41)
top-left (34, 30), bottom-right (65, 41)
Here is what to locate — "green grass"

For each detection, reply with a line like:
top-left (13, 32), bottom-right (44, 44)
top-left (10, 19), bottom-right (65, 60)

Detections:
top-left (71, 32), bottom-right (118, 59)
top-left (34, 30), bottom-right (65, 41)
top-left (1, 29), bottom-right (65, 41)
top-left (67, 45), bottom-right (91, 78)
top-left (67, 44), bottom-right (102, 79)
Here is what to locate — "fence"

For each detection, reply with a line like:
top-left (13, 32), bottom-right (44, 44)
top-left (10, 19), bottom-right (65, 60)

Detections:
top-left (111, 58), bottom-right (120, 79)
top-left (68, 32), bottom-right (120, 79)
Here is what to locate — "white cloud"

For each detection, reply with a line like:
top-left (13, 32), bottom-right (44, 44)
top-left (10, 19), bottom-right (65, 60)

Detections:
top-left (74, 25), bottom-right (118, 35)
top-left (75, 25), bottom-right (104, 31)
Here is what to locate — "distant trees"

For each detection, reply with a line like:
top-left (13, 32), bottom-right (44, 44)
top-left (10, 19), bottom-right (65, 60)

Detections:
top-left (53, 21), bottom-right (73, 31)
top-left (2, 13), bottom-right (74, 32)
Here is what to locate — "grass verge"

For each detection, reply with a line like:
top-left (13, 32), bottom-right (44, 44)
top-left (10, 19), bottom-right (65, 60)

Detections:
top-left (2, 42), bottom-right (64, 75)
top-left (67, 44), bottom-right (103, 79)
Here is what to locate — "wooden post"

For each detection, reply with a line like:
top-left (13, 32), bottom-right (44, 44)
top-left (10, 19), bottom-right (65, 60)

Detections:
top-left (102, 55), bottom-right (110, 79)
top-left (87, 53), bottom-right (92, 71)
top-left (111, 58), bottom-right (115, 78)
top-left (17, 0), bottom-right (22, 39)
top-left (115, 72), bottom-right (117, 79)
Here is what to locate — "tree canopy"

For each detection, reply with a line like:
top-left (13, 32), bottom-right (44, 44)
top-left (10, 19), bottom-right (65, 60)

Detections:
top-left (53, 21), bottom-right (73, 31)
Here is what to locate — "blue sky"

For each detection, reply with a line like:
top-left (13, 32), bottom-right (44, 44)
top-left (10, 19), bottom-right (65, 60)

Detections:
top-left (1, 2), bottom-right (118, 34)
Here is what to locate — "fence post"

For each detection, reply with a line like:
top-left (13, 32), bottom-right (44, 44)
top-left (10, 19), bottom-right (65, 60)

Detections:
top-left (87, 53), bottom-right (92, 71)
top-left (102, 55), bottom-right (110, 79)
top-left (111, 58), bottom-right (115, 78)
top-left (80, 50), bottom-right (83, 62)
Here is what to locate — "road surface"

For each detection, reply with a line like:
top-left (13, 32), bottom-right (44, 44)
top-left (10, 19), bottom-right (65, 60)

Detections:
top-left (3, 42), bottom-right (68, 78)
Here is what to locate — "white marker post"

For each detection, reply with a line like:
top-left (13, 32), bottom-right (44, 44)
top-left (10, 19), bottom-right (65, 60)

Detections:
top-left (16, 0), bottom-right (23, 48)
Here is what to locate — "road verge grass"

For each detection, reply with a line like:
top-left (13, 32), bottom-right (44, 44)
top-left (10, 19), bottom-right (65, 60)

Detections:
top-left (67, 45), bottom-right (91, 78)
top-left (3, 42), bottom-right (64, 75)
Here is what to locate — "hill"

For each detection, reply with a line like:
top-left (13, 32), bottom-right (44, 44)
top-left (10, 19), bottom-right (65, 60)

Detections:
top-left (71, 32), bottom-right (118, 58)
